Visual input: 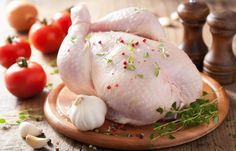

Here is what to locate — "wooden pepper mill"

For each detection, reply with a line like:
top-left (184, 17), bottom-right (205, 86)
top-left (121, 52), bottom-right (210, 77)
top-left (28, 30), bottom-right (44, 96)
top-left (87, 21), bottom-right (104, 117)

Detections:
top-left (203, 11), bottom-right (236, 85)
top-left (177, 1), bottom-right (209, 71)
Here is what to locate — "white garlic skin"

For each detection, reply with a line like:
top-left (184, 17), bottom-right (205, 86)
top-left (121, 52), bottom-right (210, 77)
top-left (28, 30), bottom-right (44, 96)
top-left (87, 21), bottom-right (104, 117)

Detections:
top-left (68, 95), bottom-right (107, 131)
top-left (25, 135), bottom-right (50, 149)
top-left (19, 122), bottom-right (43, 138)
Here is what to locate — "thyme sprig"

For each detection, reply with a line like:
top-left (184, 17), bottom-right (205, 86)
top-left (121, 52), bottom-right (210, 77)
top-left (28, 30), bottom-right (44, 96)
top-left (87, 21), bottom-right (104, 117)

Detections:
top-left (151, 93), bottom-right (219, 140)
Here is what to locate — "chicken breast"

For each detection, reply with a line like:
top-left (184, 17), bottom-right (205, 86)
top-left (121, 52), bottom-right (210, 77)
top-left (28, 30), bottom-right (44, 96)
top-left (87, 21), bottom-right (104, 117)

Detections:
top-left (57, 4), bottom-right (202, 126)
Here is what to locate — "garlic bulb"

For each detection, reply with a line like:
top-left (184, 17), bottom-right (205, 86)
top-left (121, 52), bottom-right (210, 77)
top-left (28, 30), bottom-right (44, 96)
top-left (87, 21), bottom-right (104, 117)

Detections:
top-left (19, 122), bottom-right (43, 138)
top-left (67, 95), bottom-right (107, 131)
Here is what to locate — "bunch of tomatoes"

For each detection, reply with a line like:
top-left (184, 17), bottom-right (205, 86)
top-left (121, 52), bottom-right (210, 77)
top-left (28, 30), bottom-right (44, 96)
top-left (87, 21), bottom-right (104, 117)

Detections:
top-left (0, 11), bottom-right (71, 99)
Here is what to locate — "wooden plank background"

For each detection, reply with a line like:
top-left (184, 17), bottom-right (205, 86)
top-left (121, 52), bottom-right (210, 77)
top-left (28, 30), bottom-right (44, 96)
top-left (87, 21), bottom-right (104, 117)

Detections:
top-left (0, 0), bottom-right (236, 150)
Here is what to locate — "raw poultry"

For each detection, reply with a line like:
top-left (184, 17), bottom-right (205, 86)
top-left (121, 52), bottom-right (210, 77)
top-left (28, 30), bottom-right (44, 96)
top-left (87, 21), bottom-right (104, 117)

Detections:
top-left (57, 5), bottom-right (202, 126)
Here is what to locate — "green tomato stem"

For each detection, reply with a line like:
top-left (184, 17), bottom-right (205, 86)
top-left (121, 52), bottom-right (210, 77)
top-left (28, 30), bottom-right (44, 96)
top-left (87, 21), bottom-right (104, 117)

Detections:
top-left (6, 36), bottom-right (15, 44)
top-left (16, 57), bottom-right (28, 68)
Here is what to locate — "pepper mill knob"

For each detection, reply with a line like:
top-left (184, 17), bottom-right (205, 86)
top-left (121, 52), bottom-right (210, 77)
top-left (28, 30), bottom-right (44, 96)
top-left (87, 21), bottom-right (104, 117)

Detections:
top-left (203, 11), bottom-right (236, 84)
top-left (177, 1), bottom-right (209, 71)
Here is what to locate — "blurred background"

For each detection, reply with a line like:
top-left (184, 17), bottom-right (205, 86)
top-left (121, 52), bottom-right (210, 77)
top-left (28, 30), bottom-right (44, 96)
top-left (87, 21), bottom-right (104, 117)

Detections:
top-left (0, 0), bottom-right (236, 44)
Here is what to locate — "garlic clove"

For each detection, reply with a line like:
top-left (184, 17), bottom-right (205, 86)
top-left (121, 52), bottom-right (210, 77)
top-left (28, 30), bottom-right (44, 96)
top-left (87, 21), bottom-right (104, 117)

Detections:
top-left (19, 122), bottom-right (43, 138)
top-left (25, 135), bottom-right (50, 149)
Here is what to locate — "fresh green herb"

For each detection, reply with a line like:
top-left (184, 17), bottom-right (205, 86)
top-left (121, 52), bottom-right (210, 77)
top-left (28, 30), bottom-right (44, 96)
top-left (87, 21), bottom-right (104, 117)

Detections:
top-left (105, 58), bottom-right (113, 64)
top-left (151, 98), bottom-right (218, 140)
top-left (45, 83), bottom-right (53, 89)
top-left (126, 55), bottom-right (136, 71)
top-left (158, 43), bottom-right (165, 48)
top-left (128, 45), bottom-right (135, 52)
top-left (128, 56), bottom-right (135, 64)
top-left (127, 64), bottom-right (136, 71)
top-left (213, 116), bottom-right (219, 124)
top-left (85, 34), bottom-right (92, 41)
top-left (51, 68), bottom-right (59, 75)
top-left (49, 59), bottom-right (57, 67)
top-left (154, 63), bottom-right (160, 77)
top-left (156, 107), bottom-right (164, 114)
top-left (19, 115), bottom-right (26, 120)
top-left (16, 120), bottom-right (21, 124)
top-left (144, 52), bottom-right (150, 58)
top-left (158, 43), bottom-right (169, 58)
top-left (150, 133), bottom-right (155, 140)
top-left (0, 118), bottom-right (6, 124)
top-left (70, 35), bottom-right (77, 43)
top-left (137, 74), bottom-right (144, 79)
top-left (165, 111), bottom-right (173, 117)
top-left (127, 40), bottom-right (135, 52)
top-left (134, 8), bottom-right (145, 12)
top-left (171, 102), bottom-right (177, 111)
top-left (96, 53), bottom-right (105, 57)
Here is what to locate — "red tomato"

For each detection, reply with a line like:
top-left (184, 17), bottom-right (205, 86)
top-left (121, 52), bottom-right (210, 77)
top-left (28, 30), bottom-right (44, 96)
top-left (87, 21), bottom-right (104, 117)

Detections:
top-left (5, 57), bottom-right (47, 99)
top-left (53, 11), bottom-right (71, 34)
top-left (29, 20), bottom-right (65, 54)
top-left (0, 37), bottom-right (31, 68)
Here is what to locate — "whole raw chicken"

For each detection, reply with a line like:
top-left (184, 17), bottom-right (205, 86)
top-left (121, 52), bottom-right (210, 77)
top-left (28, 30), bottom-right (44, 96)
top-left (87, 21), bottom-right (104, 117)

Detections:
top-left (57, 5), bottom-right (202, 126)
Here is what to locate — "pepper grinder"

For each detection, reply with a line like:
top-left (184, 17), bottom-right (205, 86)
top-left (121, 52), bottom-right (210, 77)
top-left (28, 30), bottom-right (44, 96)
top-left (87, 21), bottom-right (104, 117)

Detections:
top-left (177, 1), bottom-right (209, 71)
top-left (203, 11), bottom-right (236, 84)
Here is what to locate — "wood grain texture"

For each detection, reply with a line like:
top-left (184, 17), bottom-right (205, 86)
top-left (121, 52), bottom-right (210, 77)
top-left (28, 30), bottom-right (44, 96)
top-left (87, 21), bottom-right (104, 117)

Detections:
top-left (0, 0), bottom-right (236, 151)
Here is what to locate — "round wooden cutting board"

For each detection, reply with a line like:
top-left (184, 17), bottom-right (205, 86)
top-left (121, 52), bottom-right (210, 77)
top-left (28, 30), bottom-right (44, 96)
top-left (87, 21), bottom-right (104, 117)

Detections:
top-left (44, 74), bottom-right (229, 150)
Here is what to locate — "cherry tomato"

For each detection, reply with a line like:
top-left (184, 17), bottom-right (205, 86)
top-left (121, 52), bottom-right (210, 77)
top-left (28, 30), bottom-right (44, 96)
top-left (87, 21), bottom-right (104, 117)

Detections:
top-left (0, 37), bottom-right (31, 68)
top-left (5, 57), bottom-right (47, 99)
top-left (29, 20), bottom-right (65, 54)
top-left (53, 11), bottom-right (71, 34)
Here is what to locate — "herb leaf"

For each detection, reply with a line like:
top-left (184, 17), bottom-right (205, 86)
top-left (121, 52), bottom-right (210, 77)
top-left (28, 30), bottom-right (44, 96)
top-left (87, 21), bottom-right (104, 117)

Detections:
top-left (96, 53), bottom-right (105, 57)
top-left (213, 116), bottom-right (219, 124)
top-left (127, 40), bottom-right (135, 52)
top-left (143, 52), bottom-right (150, 58)
top-left (70, 35), bottom-right (77, 43)
top-left (156, 107), bottom-right (164, 114)
top-left (137, 74), bottom-right (144, 79)
top-left (19, 115), bottom-right (26, 120)
top-left (127, 64), bottom-right (136, 71)
top-left (0, 118), bottom-right (6, 124)
top-left (49, 59), bottom-right (57, 67)
top-left (154, 63), bottom-right (160, 77)
top-left (128, 56), bottom-right (135, 64)
top-left (150, 133), bottom-right (155, 140)
top-left (171, 102), bottom-right (177, 110)
top-left (105, 58), bottom-right (113, 64)
top-left (85, 34), bottom-right (92, 41)
top-left (51, 68), bottom-right (59, 75)
top-left (158, 43), bottom-right (165, 48)
top-left (151, 97), bottom-right (218, 140)
top-left (45, 83), bottom-right (53, 89)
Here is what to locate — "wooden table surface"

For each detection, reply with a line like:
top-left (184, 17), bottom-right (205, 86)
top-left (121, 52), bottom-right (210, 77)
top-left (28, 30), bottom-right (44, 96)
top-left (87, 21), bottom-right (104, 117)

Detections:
top-left (0, 0), bottom-right (236, 151)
